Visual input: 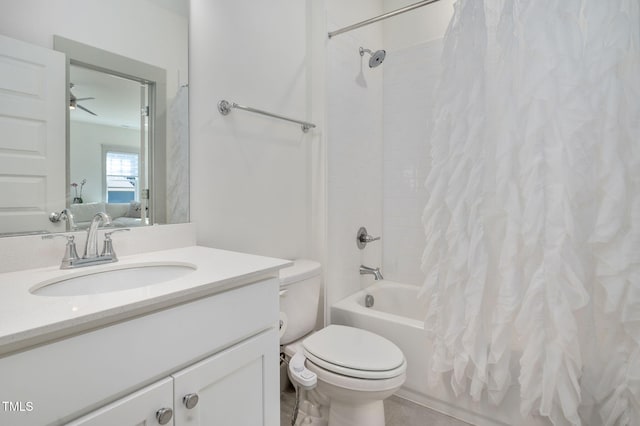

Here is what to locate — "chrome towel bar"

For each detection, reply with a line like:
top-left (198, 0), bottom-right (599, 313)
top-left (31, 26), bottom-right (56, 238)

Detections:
top-left (217, 99), bottom-right (316, 133)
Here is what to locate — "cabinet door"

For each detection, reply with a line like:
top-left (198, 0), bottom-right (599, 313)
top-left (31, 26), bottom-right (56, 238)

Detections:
top-left (65, 378), bottom-right (174, 426)
top-left (172, 329), bottom-right (279, 426)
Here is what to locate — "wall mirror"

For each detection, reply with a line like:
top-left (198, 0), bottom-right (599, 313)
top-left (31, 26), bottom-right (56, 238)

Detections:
top-left (0, 0), bottom-right (189, 235)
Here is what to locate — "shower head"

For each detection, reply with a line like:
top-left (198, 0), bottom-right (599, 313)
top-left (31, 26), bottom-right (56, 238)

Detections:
top-left (359, 47), bottom-right (386, 68)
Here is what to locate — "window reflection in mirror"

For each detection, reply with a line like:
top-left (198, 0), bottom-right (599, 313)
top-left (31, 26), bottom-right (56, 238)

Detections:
top-left (105, 151), bottom-right (139, 203)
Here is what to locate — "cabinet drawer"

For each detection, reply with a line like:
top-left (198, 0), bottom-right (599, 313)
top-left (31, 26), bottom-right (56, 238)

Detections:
top-left (65, 378), bottom-right (173, 426)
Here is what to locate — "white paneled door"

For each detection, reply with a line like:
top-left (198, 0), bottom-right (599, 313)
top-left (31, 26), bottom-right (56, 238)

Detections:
top-left (0, 34), bottom-right (65, 234)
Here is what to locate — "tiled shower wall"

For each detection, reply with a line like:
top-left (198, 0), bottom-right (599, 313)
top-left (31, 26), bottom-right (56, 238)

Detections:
top-left (325, 0), bottom-right (385, 312)
top-left (382, 39), bottom-right (443, 286)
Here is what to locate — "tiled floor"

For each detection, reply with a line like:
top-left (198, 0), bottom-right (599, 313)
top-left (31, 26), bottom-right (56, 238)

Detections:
top-left (280, 389), bottom-right (471, 426)
top-left (384, 395), bottom-right (471, 426)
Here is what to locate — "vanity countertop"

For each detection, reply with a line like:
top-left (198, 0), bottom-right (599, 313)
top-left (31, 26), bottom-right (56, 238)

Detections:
top-left (0, 245), bottom-right (291, 356)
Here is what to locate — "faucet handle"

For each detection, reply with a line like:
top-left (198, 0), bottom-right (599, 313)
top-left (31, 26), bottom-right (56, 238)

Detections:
top-left (361, 234), bottom-right (381, 243)
top-left (42, 234), bottom-right (80, 268)
top-left (104, 228), bottom-right (131, 238)
top-left (101, 228), bottom-right (130, 260)
top-left (48, 211), bottom-right (64, 223)
top-left (49, 209), bottom-right (77, 231)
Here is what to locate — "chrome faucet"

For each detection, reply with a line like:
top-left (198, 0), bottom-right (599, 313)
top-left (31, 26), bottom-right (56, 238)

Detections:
top-left (43, 213), bottom-right (130, 269)
top-left (49, 208), bottom-right (77, 231)
top-left (360, 265), bottom-right (383, 280)
top-left (83, 212), bottom-right (112, 259)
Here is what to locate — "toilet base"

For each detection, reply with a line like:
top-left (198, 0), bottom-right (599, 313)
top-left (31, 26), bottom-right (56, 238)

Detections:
top-left (294, 395), bottom-right (327, 426)
top-left (328, 399), bottom-right (385, 426)
top-left (290, 388), bottom-right (385, 426)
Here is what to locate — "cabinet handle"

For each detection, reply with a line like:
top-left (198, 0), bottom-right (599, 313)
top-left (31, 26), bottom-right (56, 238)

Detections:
top-left (156, 407), bottom-right (173, 425)
top-left (183, 393), bottom-right (199, 409)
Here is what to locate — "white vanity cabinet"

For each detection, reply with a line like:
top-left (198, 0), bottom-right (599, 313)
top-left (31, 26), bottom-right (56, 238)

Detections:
top-left (0, 275), bottom-right (281, 426)
top-left (67, 329), bottom-right (278, 426)
top-left (65, 378), bottom-right (174, 426)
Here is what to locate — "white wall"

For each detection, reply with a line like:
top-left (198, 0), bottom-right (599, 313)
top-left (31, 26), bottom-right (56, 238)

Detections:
top-left (324, 0), bottom-right (385, 313)
top-left (189, 0), bottom-right (315, 260)
top-left (69, 122), bottom-right (139, 204)
top-left (189, 0), bottom-right (454, 318)
top-left (0, 0), bottom-right (188, 89)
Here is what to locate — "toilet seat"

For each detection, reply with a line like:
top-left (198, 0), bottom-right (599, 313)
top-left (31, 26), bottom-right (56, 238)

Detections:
top-left (305, 359), bottom-right (406, 395)
top-left (302, 325), bottom-right (406, 380)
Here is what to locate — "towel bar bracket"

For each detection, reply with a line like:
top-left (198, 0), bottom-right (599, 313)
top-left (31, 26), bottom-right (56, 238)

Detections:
top-left (217, 99), bottom-right (233, 116)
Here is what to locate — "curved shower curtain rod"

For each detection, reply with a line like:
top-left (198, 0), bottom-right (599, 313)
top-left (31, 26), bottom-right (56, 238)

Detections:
top-left (328, 0), bottom-right (443, 39)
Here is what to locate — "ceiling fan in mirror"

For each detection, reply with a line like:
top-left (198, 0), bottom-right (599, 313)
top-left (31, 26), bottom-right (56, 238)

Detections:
top-left (69, 83), bottom-right (97, 116)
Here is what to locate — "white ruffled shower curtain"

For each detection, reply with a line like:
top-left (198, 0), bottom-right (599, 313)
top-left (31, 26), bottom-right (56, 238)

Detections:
top-left (420, 1), bottom-right (639, 425)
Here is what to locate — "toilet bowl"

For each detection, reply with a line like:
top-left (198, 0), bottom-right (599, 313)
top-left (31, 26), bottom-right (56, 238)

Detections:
top-left (280, 260), bottom-right (406, 426)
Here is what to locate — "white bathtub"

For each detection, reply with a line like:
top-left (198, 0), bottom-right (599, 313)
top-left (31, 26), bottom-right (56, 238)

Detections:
top-left (331, 281), bottom-right (548, 426)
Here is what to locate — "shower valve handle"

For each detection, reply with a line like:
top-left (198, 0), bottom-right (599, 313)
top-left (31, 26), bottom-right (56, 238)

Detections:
top-left (357, 227), bottom-right (380, 249)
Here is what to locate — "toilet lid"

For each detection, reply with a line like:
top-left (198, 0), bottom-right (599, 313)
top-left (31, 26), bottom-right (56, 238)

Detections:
top-left (279, 259), bottom-right (321, 287)
top-left (302, 325), bottom-right (406, 380)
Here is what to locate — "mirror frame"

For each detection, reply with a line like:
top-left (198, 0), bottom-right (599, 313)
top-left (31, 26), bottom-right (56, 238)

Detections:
top-left (53, 36), bottom-right (167, 224)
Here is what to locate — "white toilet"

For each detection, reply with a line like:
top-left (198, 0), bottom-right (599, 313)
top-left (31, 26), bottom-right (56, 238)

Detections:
top-left (279, 260), bottom-right (406, 426)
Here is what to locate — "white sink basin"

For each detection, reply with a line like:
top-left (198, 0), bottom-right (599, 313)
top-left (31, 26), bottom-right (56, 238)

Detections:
top-left (31, 263), bottom-right (197, 297)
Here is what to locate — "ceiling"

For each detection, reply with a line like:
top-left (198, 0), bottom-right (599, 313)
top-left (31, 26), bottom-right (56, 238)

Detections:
top-left (70, 65), bottom-right (146, 130)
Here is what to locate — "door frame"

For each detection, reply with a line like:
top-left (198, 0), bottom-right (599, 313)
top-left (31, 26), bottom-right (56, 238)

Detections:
top-left (53, 36), bottom-right (167, 225)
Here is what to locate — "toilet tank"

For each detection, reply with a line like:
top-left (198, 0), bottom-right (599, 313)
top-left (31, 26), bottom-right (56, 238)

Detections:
top-left (279, 259), bottom-right (322, 345)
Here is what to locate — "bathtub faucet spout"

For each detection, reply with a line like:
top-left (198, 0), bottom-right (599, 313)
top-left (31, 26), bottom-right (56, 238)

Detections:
top-left (360, 265), bottom-right (383, 280)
